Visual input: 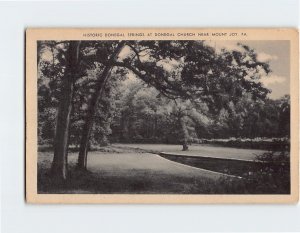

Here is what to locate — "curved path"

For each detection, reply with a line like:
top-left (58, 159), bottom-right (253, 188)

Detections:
top-left (114, 143), bottom-right (266, 161)
top-left (87, 152), bottom-right (225, 180)
top-left (39, 150), bottom-right (238, 194)
top-left (82, 152), bottom-right (231, 193)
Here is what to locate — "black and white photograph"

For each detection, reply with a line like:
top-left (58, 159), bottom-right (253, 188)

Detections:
top-left (26, 29), bottom-right (298, 203)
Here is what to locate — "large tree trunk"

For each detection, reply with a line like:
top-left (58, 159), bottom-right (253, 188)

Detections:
top-left (77, 42), bottom-right (125, 170)
top-left (77, 66), bottom-right (112, 170)
top-left (180, 117), bottom-right (189, 151)
top-left (51, 41), bottom-right (81, 181)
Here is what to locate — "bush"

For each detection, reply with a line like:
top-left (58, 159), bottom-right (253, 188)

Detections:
top-left (214, 149), bottom-right (290, 194)
top-left (199, 137), bottom-right (289, 150)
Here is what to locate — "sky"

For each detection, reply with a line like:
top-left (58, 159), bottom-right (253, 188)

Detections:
top-left (204, 40), bottom-right (290, 99)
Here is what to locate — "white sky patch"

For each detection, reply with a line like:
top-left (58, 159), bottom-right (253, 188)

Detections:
top-left (244, 65), bottom-right (268, 81)
top-left (126, 70), bottom-right (138, 80)
top-left (41, 50), bottom-right (53, 62)
top-left (204, 41), bottom-right (244, 53)
top-left (157, 59), bottom-right (180, 72)
top-left (118, 45), bottom-right (133, 60)
top-left (118, 45), bottom-right (153, 62)
top-left (256, 52), bottom-right (278, 62)
top-left (260, 74), bottom-right (286, 87)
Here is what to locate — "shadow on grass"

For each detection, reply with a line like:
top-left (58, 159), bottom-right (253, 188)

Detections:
top-left (38, 165), bottom-right (226, 194)
top-left (38, 149), bottom-right (290, 194)
top-left (159, 150), bottom-right (290, 194)
top-left (38, 166), bottom-right (289, 194)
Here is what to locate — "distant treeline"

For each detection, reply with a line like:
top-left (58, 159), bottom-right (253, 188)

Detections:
top-left (39, 78), bottom-right (290, 148)
top-left (199, 138), bottom-right (289, 150)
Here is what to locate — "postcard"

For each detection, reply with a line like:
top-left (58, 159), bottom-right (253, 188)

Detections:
top-left (26, 28), bottom-right (298, 203)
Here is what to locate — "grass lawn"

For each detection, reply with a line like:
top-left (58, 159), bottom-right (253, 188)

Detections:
top-left (38, 144), bottom-right (290, 194)
top-left (114, 143), bottom-right (267, 160)
top-left (38, 150), bottom-right (234, 194)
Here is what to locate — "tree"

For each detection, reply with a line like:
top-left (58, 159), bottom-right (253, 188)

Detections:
top-left (77, 41), bottom-right (125, 170)
top-left (277, 95), bottom-right (290, 137)
top-left (164, 99), bottom-right (211, 151)
top-left (37, 42), bottom-right (64, 145)
top-left (110, 81), bottom-right (145, 143)
top-left (51, 41), bottom-right (81, 181)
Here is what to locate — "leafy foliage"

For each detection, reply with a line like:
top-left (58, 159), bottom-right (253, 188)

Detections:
top-left (37, 40), bottom-right (290, 148)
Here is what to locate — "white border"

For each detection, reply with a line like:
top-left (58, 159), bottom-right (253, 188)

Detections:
top-left (1, 0), bottom-right (299, 232)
